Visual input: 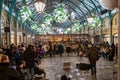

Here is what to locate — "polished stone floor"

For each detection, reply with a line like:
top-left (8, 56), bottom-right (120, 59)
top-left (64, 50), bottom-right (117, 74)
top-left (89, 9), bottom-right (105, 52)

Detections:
top-left (40, 53), bottom-right (117, 80)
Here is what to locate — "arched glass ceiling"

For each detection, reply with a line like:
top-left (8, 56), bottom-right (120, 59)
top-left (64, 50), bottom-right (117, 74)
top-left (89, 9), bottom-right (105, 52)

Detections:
top-left (11, 0), bottom-right (108, 34)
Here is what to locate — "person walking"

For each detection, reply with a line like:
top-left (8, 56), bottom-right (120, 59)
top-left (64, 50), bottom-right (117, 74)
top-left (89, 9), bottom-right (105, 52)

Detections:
top-left (58, 42), bottom-right (64, 57)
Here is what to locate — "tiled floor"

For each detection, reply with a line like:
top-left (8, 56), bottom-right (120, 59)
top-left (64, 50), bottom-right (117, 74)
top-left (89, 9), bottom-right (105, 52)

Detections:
top-left (40, 53), bottom-right (117, 80)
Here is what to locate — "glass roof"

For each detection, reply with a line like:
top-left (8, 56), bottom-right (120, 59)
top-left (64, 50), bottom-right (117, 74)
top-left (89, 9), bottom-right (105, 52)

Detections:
top-left (11, 0), bottom-right (107, 34)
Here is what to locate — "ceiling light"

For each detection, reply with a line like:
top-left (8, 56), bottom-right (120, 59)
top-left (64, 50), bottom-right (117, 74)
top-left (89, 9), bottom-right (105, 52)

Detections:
top-left (34, 0), bottom-right (46, 13)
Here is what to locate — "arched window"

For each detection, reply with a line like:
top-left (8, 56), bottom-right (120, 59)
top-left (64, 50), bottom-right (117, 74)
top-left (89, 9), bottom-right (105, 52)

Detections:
top-left (1, 16), bottom-right (5, 33)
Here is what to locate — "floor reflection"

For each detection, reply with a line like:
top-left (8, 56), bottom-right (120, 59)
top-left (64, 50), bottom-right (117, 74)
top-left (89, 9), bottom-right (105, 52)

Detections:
top-left (40, 53), bottom-right (117, 80)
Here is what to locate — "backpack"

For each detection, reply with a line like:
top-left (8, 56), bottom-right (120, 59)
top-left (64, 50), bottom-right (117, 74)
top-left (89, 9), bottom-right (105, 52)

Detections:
top-left (93, 50), bottom-right (99, 61)
top-left (89, 48), bottom-right (99, 62)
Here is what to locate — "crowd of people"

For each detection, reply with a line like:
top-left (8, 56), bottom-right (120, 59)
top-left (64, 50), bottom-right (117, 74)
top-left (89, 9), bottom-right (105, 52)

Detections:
top-left (0, 40), bottom-right (118, 80)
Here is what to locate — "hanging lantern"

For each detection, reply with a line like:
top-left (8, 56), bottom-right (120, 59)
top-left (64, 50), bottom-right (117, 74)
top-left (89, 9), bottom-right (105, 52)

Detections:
top-left (99, 0), bottom-right (118, 10)
top-left (34, 0), bottom-right (46, 13)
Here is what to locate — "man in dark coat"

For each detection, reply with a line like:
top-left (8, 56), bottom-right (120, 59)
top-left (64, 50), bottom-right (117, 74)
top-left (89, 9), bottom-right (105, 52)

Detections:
top-left (87, 44), bottom-right (99, 76)
top-left (23, 45), bottom-right (36, 80)
top-left (66, 44), bottom-right (71, 56)
top-left (58, 43), bottom-right (64, 57)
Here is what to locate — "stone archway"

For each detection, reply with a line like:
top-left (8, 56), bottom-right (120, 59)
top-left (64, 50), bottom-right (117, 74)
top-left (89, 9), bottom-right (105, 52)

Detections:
top-left (17, 22), bottom-right (22, 45)
top-left (11, 16), bottom-right (15, 44)
top-left (1, 10), bottom-right (8, 45)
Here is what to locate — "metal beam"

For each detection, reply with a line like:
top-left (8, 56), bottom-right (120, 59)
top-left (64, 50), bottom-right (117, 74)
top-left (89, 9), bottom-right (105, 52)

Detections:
top-left (33, 11), bottom-right (38, 16)
top-left (89, 0), bottom-right (103, 42)
top-left (68, 0), bottom-right (88, 30)
top-left (94, 0), bottom-right (100, 3)
top-left (36, 15), bottom-right (44, 22)
top-left (68, 0), bottom-right (85, 15)
top-left (0, 0), bottom-right (4, 16)
top-left (68, 5), bottom-right (83, 19)
top-left (8, 0), bottom-right (16, 22)
top-left (15, 8), bottom-right (21, 45)
top-left (89, 0), bottom-right (99, 13)
top-left (78, 0), bottom-right (91, 12)
top-left (15, 9), bottom-right (21, 21)
top-left (108, 11), bottom-right (113, 45)
top-left (78, 5), bottom-right (88, 12)
top-left (84, 1), bottom-right (94, 9)
top-left (33, 12), bottom-right (40, 18)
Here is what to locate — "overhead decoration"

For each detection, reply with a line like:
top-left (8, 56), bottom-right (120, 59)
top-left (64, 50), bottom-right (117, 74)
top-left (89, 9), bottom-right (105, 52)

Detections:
top-left (53, 3), bottom-right (70, 23)
top-left (70, 12), bottom-right (76, 22)
top-left (19, 6), bottom-right (33, 23)
top-left (64, 28), bottom-right (71, 34)
top-left (87, 16), bottom-right (102, 28)
top-left (30, 23), bottom-right (38, 30)
top-left (41, 3), bottom-right (70, 29)
top-left (87, 16), bottom-right (94, 24)
top-left (34, 0), bottom-right (46, 13)
top-left (95, 17), bottom-right (102, 28)
top-left (36, 26), bottom-right (54, 35)
top-left (36, 27), bottom-right (45, 34)
top-left (99, 0), bottom-right (118, 10)
top-left (72, 21), bottom-right (82, 33)
top-left (43, 14), bottom-right (53, 26)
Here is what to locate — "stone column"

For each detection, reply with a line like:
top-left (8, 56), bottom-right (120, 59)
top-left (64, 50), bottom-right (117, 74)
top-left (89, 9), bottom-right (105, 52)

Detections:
top-left (0, 17), bottom-right (2, 47)
top-left (23, 26), bottom-right (25, 43)
top-left (100, 23), bottom-right (103, 42)
top-left (15, 21), bottom-right (18, 45)
top-left (93, 28), bottom-right (95, 43)
top-left (8, 22), bottom-right (11, 45)
top-left (88, 27), bottom-right (89, 34)
top-left (110, 20), bottom-right (112, 46)
top-left (118, 1), bottom-right (120, 80)
top-left (20, 24), bottom-right (23, 43)
top-left (0, 0), bottom-right (4, 47)
top-left (108, 11), bottom-right (113, 46)
top-left (26, 31), bottom-right (28, 46)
